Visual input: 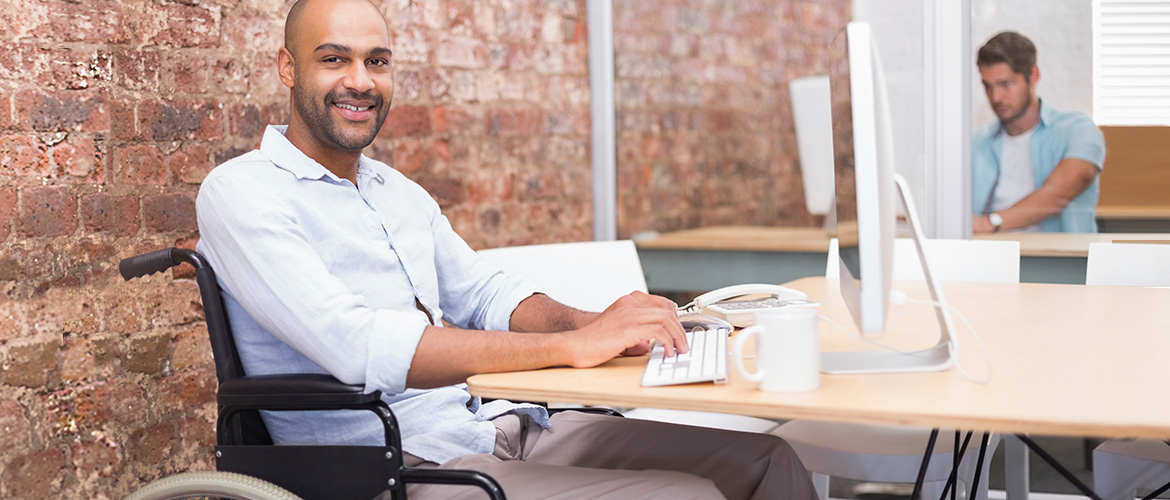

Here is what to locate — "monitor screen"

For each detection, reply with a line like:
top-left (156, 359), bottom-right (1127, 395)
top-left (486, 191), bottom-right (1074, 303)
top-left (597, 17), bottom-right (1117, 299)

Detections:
top-left (829, 22), bottom-right (897, 336)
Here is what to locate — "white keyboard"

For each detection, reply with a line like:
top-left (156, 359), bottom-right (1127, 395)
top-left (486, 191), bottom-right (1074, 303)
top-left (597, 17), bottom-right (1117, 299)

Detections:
top-left (640, 327), bottom-right (730, 387)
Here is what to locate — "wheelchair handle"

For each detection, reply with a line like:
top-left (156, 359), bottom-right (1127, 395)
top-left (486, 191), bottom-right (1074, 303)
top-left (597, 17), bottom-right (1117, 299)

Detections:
top-left (119, 247), bottom-right (211, 280)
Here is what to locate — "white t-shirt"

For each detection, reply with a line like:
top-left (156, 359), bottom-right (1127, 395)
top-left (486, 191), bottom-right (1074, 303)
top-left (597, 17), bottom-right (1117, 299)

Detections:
top-left (990, 126), bottom-right (1041, 232)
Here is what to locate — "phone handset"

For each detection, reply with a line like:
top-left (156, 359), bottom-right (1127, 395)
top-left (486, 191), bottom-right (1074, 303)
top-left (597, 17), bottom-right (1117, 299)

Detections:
top-left (691, 283), bottom-right (807, 308)
top-left (680, 283), bottom-right (818, 328)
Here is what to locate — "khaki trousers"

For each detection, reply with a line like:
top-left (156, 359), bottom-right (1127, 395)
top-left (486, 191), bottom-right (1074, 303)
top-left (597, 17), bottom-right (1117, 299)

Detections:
top-left (398, 410), bottom-right (817, 500)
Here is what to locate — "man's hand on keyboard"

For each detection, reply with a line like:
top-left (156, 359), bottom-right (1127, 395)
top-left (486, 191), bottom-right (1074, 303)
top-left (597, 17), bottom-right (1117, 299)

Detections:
top-left (562, 291), bottom-right (688, 368)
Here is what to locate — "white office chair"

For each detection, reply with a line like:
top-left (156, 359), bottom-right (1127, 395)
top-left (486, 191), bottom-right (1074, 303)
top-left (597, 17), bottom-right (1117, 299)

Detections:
top-left (786, 237), bottom-right (1022, 500)
top-left (476, 240), bottom-right (780, 434)
top-left (1087, 242), bottom-right (1170, 500)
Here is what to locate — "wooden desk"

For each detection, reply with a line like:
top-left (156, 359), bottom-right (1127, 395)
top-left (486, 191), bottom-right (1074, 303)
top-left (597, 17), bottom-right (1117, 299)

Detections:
top-left (468, 277), bottom-right (1170, 439)
top-left (634, 225), bottom-right (1170, 290)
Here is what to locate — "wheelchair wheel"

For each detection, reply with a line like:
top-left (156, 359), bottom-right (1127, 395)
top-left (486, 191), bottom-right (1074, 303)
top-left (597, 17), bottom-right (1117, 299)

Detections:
top-left (126, 471), bottom-right (303, 500)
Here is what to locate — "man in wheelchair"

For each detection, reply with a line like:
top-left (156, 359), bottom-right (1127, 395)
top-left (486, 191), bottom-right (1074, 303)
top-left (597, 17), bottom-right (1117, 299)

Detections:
top-left (193, 0), bottom-right (817, 498)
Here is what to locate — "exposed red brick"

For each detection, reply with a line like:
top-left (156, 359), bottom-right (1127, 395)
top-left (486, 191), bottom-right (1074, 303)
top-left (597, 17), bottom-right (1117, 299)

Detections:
top-left (145, 4), bottom-right (220, 48)
top-left (178, 415), bottom-right (215, 449)
top-left (2, 337), bottom-right (62, 388)
top-left (0, 296), bottom-right (20, 341)
top-left (0, 186), bottom-right (14, 241)
top-left (0, 134), bottom-right (51, 178)
top-left (114, 49), bottom-right (160, 91)
top-left (2, 448), bottom-right (66, 500)
top-left (27, 0), bottom-right (126, 44)
top-left (210, 58), bottom-right (250, 94)
top-left (171, 324), bottom-right (211, 371)
top-left (115, 143), bottom-right (166, 185)
top-left (467, 171), bottom-right (515, 204)
top-left (227, 102), bottom-right (265, 138)
top-left (62, 336), bottom-right (102, 383)
top-left (142, 192), bottom-right (197, 234)
top-left (416, 175), bottom-right (465, 208)
top-left (52, 134), bottom-right (104, 183)
top-left (169, 142), bottom-right (212, 184)
top-left (101, 382), bottom-right (149, 426)
top-left (221, 15), bottom-right (282, 52)
top-left (99, 285), bottom-right (141, 334)
top-left (124, 330), bottom-right (171, 374)
top-left (388, 138), bottom-right (432, 174)
top-left (155, 368), bottom-right (216, 418)
top-left (163, 52), bottom-right (210, 95)
top-left (71, 438), bottom-right (122, 480)
top-left (0, 398), bottom-right (31, 450)
top-left (0, 91), bottom-right (11, 129)
top-left (14, 89), bottom-right (109, 133)
top-left (23, 285), bottom-right (91, 338)
top-left (81, 193), bottom-right (139, 237)
top-left (380, 104), bottom-right (432, 138)
top-left (129, 423), bottom-right (176, 465)
top-left (17, 185), bottom-right (78, 238)
top-left (391, 29), bottom-right (431, 64)
top-left (438, 36), bottom-right (487, 69)
top-left (108, 98), bottom-right (137, 140)
top-left (136, 100), bottom-right (223, 142)
top-left (432, 105), bottom-right (482, 136)
top-left (36, 47), bottom-right (112, 90)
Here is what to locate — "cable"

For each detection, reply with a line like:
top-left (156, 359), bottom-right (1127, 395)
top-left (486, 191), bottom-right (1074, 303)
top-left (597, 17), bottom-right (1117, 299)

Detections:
top-left (817, 294), bottom-right (992, 384)
top-left (903, 296), bottom-right (992, 384)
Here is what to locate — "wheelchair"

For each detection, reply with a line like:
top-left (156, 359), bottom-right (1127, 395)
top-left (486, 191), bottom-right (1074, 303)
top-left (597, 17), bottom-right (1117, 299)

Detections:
top-left (120, 248), bottom-right (507, 500)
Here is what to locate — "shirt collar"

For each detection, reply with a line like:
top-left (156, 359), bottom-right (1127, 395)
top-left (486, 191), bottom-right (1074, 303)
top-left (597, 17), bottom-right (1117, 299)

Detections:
top-left (259, 125), bottom-right (344, 183)
top-left (993, 98), bottom-right (1050, 138)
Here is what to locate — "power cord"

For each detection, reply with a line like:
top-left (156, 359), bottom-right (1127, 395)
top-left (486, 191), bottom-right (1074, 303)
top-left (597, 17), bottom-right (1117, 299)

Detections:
top-left (818, 290), bottom-right (992, 384)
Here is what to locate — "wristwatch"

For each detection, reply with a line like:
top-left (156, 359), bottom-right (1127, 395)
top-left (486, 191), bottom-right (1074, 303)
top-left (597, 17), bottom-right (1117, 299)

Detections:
top-left (988, 212), bottom-right (1004, 233)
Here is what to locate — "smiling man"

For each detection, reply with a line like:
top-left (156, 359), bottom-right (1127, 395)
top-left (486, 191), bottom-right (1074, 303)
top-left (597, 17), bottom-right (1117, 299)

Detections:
top-left (971, 31), bottom-right (1106, 233)
top-left (193, 0), bottom-right (816, 499)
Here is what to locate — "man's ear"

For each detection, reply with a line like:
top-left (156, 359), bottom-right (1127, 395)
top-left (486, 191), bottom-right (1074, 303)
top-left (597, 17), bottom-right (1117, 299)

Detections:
top-left (277, 47), bottom-right (295, 89)
top-left (1029, 65), bottom-right (1040, 86)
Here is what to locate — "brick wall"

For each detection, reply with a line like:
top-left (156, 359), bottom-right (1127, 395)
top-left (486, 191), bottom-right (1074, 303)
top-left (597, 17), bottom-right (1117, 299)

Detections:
top-left (614, 0), bottom-right (847, 236)
top-left (0, 0), bottom-right (847, 498)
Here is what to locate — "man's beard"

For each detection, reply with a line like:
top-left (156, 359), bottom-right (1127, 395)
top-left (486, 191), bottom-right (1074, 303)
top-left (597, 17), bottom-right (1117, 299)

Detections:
top-left (997, 87), bottom-right (1034, 127)
top-left (293, 84), bottom-right (389, 151)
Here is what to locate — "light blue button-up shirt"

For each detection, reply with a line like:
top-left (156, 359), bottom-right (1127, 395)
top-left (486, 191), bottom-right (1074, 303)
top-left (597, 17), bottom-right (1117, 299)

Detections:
top-left (972, 100), bottom-right (1106, 233)
top-left (196, 125), bottom-right (548, 464)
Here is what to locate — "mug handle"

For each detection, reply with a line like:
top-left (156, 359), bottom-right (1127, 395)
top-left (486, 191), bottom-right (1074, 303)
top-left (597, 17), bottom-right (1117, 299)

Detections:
top-left (733, 325), bottom-right (765, 382)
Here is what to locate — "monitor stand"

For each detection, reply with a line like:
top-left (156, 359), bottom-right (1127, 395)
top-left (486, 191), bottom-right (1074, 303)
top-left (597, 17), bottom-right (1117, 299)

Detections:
top-left (820, 174), bottom-right (959, 374)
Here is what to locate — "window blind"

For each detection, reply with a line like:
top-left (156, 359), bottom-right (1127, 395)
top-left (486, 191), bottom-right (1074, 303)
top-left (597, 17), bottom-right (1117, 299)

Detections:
top-left (1094, 0), bottom-right (1170, 125)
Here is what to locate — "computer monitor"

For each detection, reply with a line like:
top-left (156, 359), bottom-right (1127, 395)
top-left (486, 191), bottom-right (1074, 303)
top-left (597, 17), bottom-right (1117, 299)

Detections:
top-left (790, 75), bottom-right (835, 217)
top-left (823, 22), bottom-right (958, 374)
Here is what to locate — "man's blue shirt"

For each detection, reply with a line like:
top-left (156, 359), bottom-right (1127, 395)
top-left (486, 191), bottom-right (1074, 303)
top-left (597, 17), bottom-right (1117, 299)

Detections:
top-left (972, 100), bottom-right (1106, 232)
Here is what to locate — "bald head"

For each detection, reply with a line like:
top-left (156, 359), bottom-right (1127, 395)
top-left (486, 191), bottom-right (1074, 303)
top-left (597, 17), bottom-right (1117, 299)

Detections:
top-left (284, 0), bottom-right (387, 56)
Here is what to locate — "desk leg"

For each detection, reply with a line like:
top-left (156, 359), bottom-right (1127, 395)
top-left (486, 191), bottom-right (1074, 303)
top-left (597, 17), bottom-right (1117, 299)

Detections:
top-left (970, 433), bottom-right (991, 500)
top-left (912, 429), bottom-right (940, 500)
top-left (941, 432), bottom-right (974, 500)
top-left (1016, 435), bottom-right (1102, 500)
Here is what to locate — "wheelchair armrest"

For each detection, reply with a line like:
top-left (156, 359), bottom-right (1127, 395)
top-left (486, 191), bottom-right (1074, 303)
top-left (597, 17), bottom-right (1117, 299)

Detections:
top-left (217, 373), bottom-right (382, 411)
top-left (217, 373), bottom-right (401, 447)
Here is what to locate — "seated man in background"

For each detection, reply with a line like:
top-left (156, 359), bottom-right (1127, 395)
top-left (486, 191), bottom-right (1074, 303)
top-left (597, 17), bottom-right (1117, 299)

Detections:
top-left (194, 0), bottom-right (817, 499)
top-left (971, 31), bottom-right (1106, 233)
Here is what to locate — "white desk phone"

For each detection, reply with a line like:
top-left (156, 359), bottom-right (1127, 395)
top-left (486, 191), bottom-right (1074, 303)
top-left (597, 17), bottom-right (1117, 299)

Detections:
top-left (678, 283), bottom-right (819, 328)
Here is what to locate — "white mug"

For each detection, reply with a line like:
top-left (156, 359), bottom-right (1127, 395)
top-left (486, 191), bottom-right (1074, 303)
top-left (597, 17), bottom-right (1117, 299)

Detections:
top-left (733, 307), bottom-right (820, 392)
